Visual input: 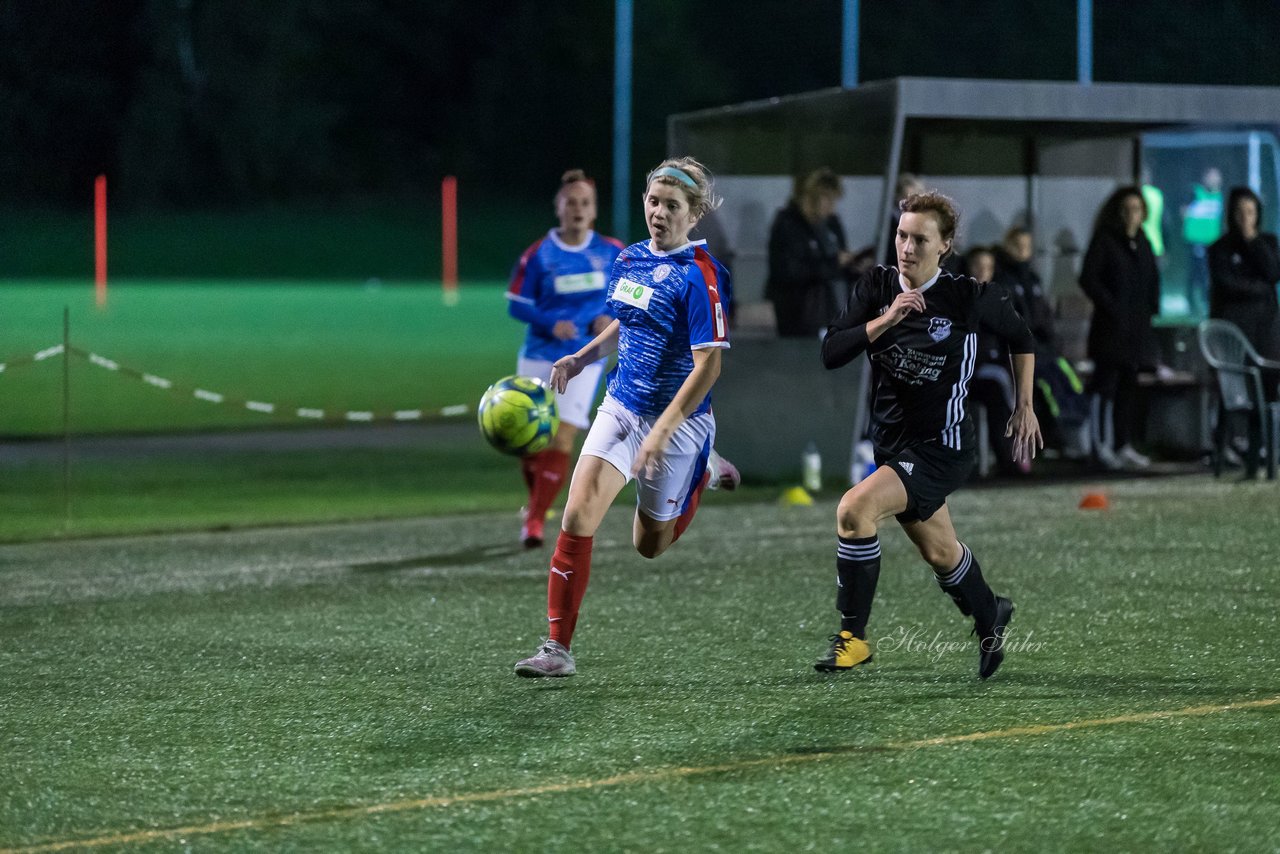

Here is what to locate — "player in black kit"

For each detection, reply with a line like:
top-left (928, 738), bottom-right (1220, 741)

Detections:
top-left (813, 191), bottom-right (1041, 680)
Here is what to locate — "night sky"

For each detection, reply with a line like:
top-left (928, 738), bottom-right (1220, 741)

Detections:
top-left (3, 0), bottom-right (1278, 210)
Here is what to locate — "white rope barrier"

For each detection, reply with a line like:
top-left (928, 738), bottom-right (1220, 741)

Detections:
top-left (0, 344), bottom-right (473, 425)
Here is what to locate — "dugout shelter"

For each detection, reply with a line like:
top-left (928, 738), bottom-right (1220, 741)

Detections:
top-left (671, 77), bottom-right (1280, 480)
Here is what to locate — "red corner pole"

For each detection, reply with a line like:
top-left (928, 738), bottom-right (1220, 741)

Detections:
top-left (441, 175), bottom-right (458, 305)
top-left (94, 175), bottom-right (107, 308)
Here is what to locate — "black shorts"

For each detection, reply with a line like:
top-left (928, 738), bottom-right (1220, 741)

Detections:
top-left (875, 441), bottom-right (975, 524)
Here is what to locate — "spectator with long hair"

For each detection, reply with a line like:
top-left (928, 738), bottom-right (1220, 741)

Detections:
top-left (1079, 186), bottom-right (1161, 470)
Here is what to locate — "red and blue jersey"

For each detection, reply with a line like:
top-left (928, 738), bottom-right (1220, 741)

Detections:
top-left (605, 239), bottom-right (732, 418)
top-left (506, 229), bottom-right (626, 362)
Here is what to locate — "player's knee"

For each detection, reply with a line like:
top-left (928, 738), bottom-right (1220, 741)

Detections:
top-left (836, 492), bottom-right (877, 536)
top-left (918, 540), bottom-right (960, 570)
top-left (560, 503), bottom-right (595, 537)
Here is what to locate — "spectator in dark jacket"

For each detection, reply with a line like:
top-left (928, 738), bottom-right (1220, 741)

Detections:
top-left (766, 168), bottom-right (857, 337)
top-left (1209, 186), bottom-right (1280, 359)
top-left (1208, 186), bottom-right (1280, 478)
top-left (966, 246), bottom-right (1026, 475)
top-left (1079, 187), bottom-right (1161, 470)
top-left (996, 227), bottom-right (1089, 459)
top-left (995, 228), bottom-right (1055, 346)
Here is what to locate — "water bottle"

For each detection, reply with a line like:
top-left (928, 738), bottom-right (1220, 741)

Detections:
top-left (851, 440), bottom-right (876, 484)
top-left (802, 442), bottom-right (823, 492)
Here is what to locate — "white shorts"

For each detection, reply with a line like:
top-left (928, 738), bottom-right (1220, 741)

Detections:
top-left (517, 356), bottom-right (606, 430)
top-left (580, 393), bottom-right (716, 522)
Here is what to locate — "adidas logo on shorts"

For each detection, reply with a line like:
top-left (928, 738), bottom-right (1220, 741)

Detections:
top-left (899, 461), bottom-right (915, 475)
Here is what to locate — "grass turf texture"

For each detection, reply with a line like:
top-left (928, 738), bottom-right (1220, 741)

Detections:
top-left (0, 281), bottom-right (519, 435)
top-left (0, 440), bottom-right (505, 543)
top-left (2, 476), bottom-right (1278, 851)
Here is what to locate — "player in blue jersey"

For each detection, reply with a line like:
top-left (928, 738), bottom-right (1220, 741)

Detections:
top-left (813, 191), bottom-right (1041, 680)
top-left (506, 170), bottom-right (626, 548)
top-left (514, 157), bottom-right (741, 678)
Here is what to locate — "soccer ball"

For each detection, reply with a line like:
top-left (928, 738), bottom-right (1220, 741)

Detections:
top-left (477, 375), bottom-right (559, 456)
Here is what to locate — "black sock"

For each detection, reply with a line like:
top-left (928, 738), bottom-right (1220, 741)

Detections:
top-left (935, 543), bottom-right (996, 630)
top-left (837, 534), bottom-right (880, 639)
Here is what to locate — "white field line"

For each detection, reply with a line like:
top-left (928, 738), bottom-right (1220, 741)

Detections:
top-left (6, 695), bottom-right (1278, 853)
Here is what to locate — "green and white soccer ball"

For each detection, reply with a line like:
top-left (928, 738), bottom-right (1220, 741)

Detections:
top-left (477, 375), bottom-right (559, 456)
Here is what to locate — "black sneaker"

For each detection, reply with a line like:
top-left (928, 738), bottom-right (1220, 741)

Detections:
top-left (977, 596), bottom-right (1014, 680)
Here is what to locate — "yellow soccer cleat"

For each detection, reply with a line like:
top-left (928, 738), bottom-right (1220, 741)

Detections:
top-left (814, 630), bottom-right (873, 672)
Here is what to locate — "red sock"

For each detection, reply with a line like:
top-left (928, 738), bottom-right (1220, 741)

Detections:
top-left (527, 449), bottom-right (570, 526)
top-left (547, 531), bottom-right (593, 648)
top-left (520, 453), bottom-right (541, 493)
top-left (672, 470), bottom-right (711, 543)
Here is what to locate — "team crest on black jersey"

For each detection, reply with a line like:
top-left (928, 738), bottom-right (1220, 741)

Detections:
top-left (928, 317), bottom-right (952, 342)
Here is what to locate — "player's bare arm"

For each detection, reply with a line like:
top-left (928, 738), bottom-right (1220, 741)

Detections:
top-left (1004, 352), bottom-right (1044, 461)
top-left (632, 347), bottom-right (722, 477)
top-left (550, 319), bottom-right (620, 392)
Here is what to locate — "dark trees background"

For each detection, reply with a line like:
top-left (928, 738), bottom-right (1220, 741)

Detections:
top-left (2, 0), bottom-right (1278, 212)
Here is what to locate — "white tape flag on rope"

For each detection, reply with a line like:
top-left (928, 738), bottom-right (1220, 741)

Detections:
top-left (62, 344), bottom-right (472, 425)
top-left (0, 344), bottom-right (65, 376)
top-left (88, 353), bottom-right (119, 371)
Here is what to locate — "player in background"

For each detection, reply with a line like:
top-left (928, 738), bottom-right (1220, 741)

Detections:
top-left (514, 157), bottom-right (740, 678)
top-left (814, 191), bottom-right (1041, 680)
top-left (506, 170), bottom-right (626, 547)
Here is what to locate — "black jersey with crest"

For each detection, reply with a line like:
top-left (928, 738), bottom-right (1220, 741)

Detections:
top-left (822, 265), bottom-right (1035, 456)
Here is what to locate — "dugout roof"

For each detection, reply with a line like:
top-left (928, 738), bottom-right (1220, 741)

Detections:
top-left (668, 76), bottom-right (1280, 177)
top-left (669, 75), bottom-right (1280, 264)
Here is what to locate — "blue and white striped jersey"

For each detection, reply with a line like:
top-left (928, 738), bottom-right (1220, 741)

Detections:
top-left (605, 239), bottom-right (731, 418)
top-left (506, 229), bottom-right (626, 362)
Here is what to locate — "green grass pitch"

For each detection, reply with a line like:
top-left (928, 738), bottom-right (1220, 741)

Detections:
top-left (2, 475), bottom-right (1279, 850)
top-left (0, 280), bottom-right (548, 542)
top-left (0, 280), bottom-right (520, 435)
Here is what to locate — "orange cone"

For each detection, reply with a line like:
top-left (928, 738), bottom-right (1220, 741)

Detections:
top-left (1078, 491), bottom-right (1110, 510)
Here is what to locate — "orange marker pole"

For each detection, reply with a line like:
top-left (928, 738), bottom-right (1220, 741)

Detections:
top-left (441, 175), bottom-right (458, 305)
top-left (94, 175), bottom-right (107, 308)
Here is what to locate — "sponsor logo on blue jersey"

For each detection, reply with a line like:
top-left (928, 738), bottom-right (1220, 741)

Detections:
top-left (613, 279), bottom-right (653, 310)
top-left (553, 271), bottom-right (605, 295)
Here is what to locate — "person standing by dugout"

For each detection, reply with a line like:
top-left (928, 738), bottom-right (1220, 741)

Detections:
top-left (814, 191), bottom-right (1041, 681)
top-left (1209, 186), bottom-right (1280, 359)
top-left (1208, 185), bottom-right (1280, 479)
top-left (506, 170), bottom-right (626, 548)
top-left (1079, 186), bottom-right (1162, 471)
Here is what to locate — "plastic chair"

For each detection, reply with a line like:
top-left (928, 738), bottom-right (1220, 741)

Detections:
top-left (1197, 319), bottom-right (1280, 480)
